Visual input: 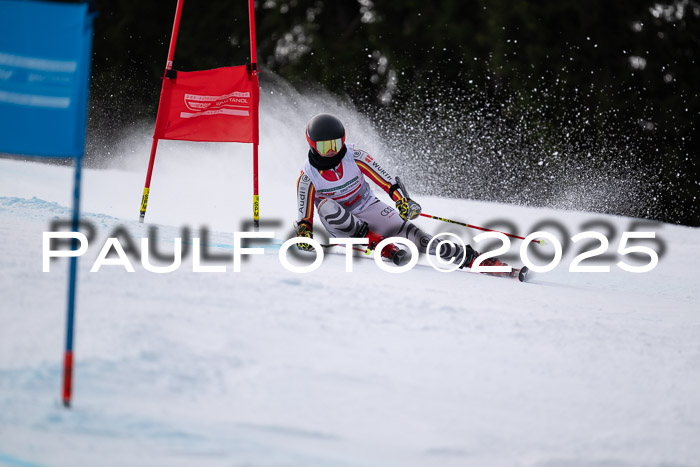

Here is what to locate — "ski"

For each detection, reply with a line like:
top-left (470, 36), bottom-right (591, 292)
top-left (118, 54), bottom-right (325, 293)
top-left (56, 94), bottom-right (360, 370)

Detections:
top-left (317, 244), bottom-right (531, 281)
top-left (472, 265), bottom-right (529, 282)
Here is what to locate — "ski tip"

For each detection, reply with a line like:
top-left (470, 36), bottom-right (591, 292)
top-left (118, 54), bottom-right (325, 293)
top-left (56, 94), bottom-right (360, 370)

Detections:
top-left (392, 249), bottom-right (411, 266)
top-left (518, 266), bottom-right (530, 282)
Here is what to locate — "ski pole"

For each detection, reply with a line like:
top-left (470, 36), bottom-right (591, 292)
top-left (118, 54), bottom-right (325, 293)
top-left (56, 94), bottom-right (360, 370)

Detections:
top-left (419, 213), bottom-right (545, 245)
top-left (394, 176), bottom-right (544, 245)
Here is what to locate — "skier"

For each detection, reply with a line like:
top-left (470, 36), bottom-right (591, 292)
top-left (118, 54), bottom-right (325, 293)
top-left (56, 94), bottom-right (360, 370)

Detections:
top-left (294, 113), bottom-right (509, 271)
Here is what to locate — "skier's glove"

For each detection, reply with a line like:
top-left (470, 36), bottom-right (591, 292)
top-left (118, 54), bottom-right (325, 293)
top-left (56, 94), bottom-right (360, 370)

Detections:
top-left (295, 220), bottom-right (314, 251)
top-left (395, 197), bottom-right (422, 220)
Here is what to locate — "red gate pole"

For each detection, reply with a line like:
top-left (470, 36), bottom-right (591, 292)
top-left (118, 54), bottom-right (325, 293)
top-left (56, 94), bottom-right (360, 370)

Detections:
top-left (248, 0), bottom-right (260, 231)
top-left (139, 0), bottom-right (185, 223)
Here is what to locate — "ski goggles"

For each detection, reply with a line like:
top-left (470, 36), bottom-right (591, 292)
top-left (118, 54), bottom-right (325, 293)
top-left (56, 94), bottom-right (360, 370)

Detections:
top-left (312, 137), bottom-right (344, 155)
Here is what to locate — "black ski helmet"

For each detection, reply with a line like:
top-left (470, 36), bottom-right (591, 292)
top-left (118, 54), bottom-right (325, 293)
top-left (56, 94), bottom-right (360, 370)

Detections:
top-left (305, 114), bottom-right (346, 155)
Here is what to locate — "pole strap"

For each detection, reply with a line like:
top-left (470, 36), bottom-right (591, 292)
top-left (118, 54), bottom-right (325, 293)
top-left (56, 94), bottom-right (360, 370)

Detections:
top-left (388, 182), bottom-right (401, 200)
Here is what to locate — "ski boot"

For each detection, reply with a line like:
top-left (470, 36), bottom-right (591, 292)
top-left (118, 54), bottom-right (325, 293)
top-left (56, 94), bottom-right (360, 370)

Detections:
top-left (366, 230), bottom-right (409, 266)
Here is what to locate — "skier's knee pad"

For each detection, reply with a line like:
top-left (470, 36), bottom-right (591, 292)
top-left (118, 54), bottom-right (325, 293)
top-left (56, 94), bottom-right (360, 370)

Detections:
top-left (318, 198), bottom-right (367, 238)
top-left (317, 198), bottom-right (340, 216)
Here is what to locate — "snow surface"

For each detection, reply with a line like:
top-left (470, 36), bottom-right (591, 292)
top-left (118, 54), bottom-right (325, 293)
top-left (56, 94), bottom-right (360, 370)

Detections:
top-left (1, 122), bottom-right (699, 467)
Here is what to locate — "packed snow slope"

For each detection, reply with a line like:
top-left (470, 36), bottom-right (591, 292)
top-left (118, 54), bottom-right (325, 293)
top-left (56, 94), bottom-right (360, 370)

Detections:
top-left (1, 100), bottom-right (699, 466)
